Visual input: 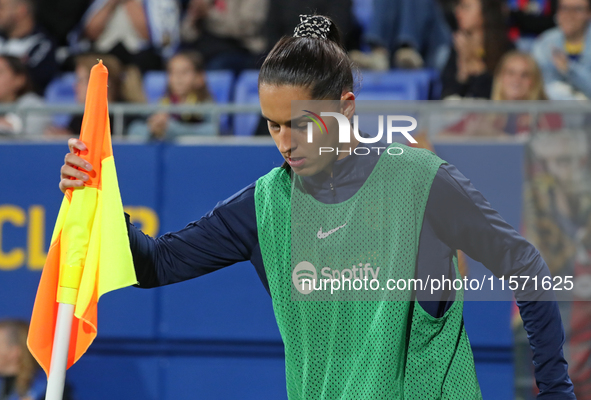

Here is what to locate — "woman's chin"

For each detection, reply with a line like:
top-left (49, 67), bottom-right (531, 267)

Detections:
top-left (292, 166), bottom-right (315, 177)
top-left (292, 163), bottom-right (323, 177)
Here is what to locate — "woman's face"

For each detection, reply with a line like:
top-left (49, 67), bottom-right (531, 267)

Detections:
top-left (455, 0), bottom-right (483, 32)
top-left (259, 84), bottom-right (351, 177)
top-left (0, 58), bottom-right (23, 103)
top-left (500, 57), bottom-right (535, 100)
top-left (168, 56), bottom-right (199, 98)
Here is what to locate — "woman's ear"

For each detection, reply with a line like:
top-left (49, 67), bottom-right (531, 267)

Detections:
top-left (340, 91), bottom-right (355, 120)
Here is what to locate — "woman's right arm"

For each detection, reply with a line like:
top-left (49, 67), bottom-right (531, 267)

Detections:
top-left (61, 139), bottom-right (259, 288)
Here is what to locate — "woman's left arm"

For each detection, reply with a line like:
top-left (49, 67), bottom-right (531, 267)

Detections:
top-left (427, 163), bottom-right (576, 399)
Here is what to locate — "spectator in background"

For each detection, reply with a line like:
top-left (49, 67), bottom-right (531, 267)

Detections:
top-left (0, 319), bottom-right (75, 400)
top-left (440, 51), bottom-right (560, 137)
top-left (45, 53), bottom-right (144, 137)
top-left (128, 51), bottom-right (216, 140)
top-left (73, 0), bottom-right (180, 72)
top-left (532, 0), bottom-right (591, 99)
top-left (0, 55), bottom-right (51, 137)
top-left (264, 0), bottom-right (359, 53)
top-left (0, 0), bottom-right (58, 94)
top-left (349, 0), bottom-right (451, 71)
top-left (491, 51), bottom-right (549, 101)
top-left (180, 0), bottom-right (268, 74)
top-left (441, 0), bottom-right (513, 99)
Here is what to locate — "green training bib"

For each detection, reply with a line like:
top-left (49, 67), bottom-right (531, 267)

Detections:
top-left (255, 144), bottom-right (482, 399)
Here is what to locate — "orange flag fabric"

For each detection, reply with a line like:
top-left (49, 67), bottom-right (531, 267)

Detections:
top-left (27, 61), bottom-right (138, 376)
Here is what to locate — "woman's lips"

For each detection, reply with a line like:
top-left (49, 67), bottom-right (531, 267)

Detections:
top-left (288, 157), bottom-right (306, 168)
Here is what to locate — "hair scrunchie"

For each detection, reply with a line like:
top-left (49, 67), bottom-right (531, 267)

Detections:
top-left (293, 15), bottom-right (331, 40)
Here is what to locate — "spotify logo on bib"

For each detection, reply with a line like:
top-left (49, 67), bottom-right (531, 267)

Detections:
top-left (292, 261), bottom-right (317, 295)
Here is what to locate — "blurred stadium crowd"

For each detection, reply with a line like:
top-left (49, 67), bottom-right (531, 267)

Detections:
top-left (0, 0), bottom-right (587, 138)
top-left (2, 1), bottom-right (591, 400)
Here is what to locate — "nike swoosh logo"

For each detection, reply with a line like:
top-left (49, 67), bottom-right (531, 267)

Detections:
top-left (317, 222), bottom-right (348, 239)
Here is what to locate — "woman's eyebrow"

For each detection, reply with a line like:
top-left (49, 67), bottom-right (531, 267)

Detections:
top-left (261, 114), bottom-right (307, 127)
top-left (261, 114), bottom-right (276, 124)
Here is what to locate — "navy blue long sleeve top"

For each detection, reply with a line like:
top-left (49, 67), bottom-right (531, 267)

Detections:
top-left (126, 141), bottom-right (575, 398)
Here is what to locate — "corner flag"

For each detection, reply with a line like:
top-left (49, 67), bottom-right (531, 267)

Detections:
top-left (27, 60), bottom-right (137, 376)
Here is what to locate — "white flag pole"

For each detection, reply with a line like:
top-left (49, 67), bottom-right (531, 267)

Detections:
top-left (45, 303), bottom-right (75, 400)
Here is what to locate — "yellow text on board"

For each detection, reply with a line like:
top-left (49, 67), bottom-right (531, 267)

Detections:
top-left (0, 205), bottom-right (159, 271)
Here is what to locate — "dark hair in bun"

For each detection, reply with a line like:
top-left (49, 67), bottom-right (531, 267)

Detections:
top-left (258, 15), bottom-right (356, 100)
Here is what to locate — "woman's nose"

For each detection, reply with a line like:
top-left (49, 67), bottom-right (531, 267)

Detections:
top-left (278, 127), bottom-right (293, 153)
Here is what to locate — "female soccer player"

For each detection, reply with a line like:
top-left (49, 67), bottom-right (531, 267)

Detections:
top-left (59, 15), bottom-right (575, 399)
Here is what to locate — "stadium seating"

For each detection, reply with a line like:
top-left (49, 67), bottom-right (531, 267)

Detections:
top-left (412, 69), bottom-right (441, 99)
top-left (233, 70), bottom-right (261, 136)
top-left (355, 70), bottom-right (439, 101)
top-left (46, 68), bottom-right (440, 135)
top-left (356, 72), bottom-right (420, 101)
top-left (142, 71), bottom-right (167, 104)
top-left (44, 72), bottom-right (76, 127)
